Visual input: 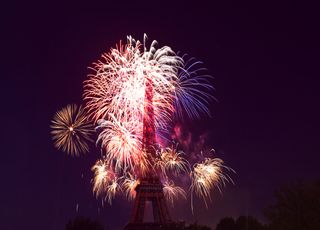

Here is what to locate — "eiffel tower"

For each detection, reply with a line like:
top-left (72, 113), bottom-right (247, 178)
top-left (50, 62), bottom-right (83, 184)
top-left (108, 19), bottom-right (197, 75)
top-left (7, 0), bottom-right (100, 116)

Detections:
top-left (124, 79), bottom-right (171, 230)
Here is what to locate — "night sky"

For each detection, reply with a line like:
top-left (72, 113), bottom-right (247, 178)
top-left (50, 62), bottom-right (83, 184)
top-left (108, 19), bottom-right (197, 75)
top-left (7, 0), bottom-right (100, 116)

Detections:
top-left (2, 1), bottom-right (320, 230)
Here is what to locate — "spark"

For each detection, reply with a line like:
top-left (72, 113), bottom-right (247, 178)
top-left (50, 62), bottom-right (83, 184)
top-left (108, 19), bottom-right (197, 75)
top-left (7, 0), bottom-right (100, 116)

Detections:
top-left (163, 180), bottom-right (186, 205)
top-left (96, 115), bottom-right (143, 172)
top-left (122, 174), bottom-right (140, 200)
top-left (156, 145), bottom-right (190, 176)
top-left (50, 104), bottom-right (94, 156)
top-left (105, 179), bottom-right (121, 204)
top-left (173, 54), bottom-right (215, 119)
top-left (91, 160), bottom-right (114, 198)
top-left (190, 158), bottom-right (234, 208)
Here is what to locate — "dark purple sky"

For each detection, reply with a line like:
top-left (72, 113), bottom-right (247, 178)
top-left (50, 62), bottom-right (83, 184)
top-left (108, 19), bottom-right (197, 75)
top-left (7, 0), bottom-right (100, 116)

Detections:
top-left (1, 1), bottom-right (320, 230)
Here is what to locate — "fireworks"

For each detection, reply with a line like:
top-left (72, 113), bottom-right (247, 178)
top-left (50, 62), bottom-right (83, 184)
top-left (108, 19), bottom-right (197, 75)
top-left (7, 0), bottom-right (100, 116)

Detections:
top-left (122, 175), bottom-right (140, 200)
top-left (105, 179), bottom-right (121, 204)
top-left (50, 104), bottom-right (94, 156)
top-left (51, 34), bottom-right (234, 211)
top-left (156, 145), bottom-right (190, 176)
top-left (174, 54), bottom-right (215, 119)
top-left (96, 116), bottom-right (143, 172)
top-left (163, 180), bottom-right (186, 205)
top-left (92, 160), bottom-right (141, 202)
top-left (83, 36), bottom-right (180, 126)
top-left (92, 160), bottom-right (113, 198)
top-left (191, 158), bottom-right (234, 208)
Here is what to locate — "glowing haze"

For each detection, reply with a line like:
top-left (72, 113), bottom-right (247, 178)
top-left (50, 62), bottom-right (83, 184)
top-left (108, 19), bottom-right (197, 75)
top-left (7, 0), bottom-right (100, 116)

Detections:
top-left (51, 34), bottom-right (233, 210)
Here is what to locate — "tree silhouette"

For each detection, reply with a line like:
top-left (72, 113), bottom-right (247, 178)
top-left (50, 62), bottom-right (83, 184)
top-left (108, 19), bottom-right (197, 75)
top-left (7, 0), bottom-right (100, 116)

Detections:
top-left (187, 222), bottom-right (211, 230)
top-left (215, 217), bottom-right (236, 230)
top-left (236, 216), bottom-right (265, 230)
top-left (65, 216), bottom-right (105, 230)
top-left (160, 222), bottom-right (211, 230)
top-left (264, 181), bottom-right (320, 230)
top-left (216, 216), bottom-right (264, 230)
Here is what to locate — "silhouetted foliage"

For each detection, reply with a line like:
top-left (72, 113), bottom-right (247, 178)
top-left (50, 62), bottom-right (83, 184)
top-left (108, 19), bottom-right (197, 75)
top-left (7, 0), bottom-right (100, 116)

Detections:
top-left (162, 222), bottom-right (186, 230)
top-left (162, 221), bottom-right (210, 230)
top-left (187, 222), bottom-right (211, 230)
top-left (216, 216), bottom-right (265, 230)
top-left (264, 181), bottom-right (320, 230)
top-left (66, 216), bottom-right (105, 230)
top-left (215, 217), bottom-right (236, 230)
top-left (236, 216), bottom-right (265, 230)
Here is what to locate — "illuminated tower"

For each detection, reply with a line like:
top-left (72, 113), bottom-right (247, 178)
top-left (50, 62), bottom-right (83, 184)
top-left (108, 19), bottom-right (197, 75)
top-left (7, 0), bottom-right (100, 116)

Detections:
top-left (124, 78), bottom-right (171, 230)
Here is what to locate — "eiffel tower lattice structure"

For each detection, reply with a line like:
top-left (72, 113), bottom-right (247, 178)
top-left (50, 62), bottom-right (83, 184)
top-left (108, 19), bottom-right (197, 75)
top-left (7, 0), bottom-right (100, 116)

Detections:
top-left (124, 78), bottom-right (172, 230)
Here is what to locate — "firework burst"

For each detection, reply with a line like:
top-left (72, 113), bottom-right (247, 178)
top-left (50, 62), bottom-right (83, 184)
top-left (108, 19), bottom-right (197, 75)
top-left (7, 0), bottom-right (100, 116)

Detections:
top-left (96, 115), bottom-right (143, 172)
top-left (105, 179), bottom-right (121, 204)
top-left (163, 180), bottom-right (186, 205)
top-left (190, 157), bottom-right (234, 208)
top-left (156, 145), bottom-right (190, 176)
top-left (122, 174), bottom-right (140, 200)
top-left (51, 104), bottom-right (94, 156)
top-left (174, 54), bottom-right (215, 119)
top-left (83, 36), bottom-right (180, 126)
top-left (92, 160), bottom-right (113, 198)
